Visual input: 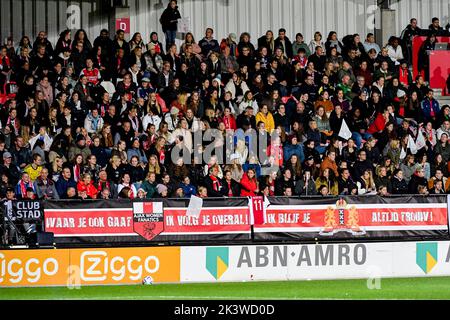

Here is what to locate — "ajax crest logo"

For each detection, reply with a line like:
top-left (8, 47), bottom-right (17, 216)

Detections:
top-left (416, 243), bottom-right (438, 274)
top-left (206, 247), bottom-right (229, 280)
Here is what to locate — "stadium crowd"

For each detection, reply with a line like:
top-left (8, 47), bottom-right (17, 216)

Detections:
top-left (0, 1), bottom-right (449, 200)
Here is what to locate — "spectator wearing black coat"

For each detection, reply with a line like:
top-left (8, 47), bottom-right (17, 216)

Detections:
top-left (160, 0), bottom-right (182, 52)
top-left (391, 169), bottom-right (408, 194)
top-left (203, 165), bottom-right (225, 197)
top-left (274, 29), bottom-right (293, 59)
top-left (408, 167), bottom-right (428, 194)
top-left (199, 28), bottom-right (220, 58)
top-left (275, 168), bottom-right (295, 196)
top-left (222, 170), bottom-right (241, 197)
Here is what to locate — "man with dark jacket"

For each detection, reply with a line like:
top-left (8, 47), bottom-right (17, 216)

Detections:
top-left (408, 167), bottom-right (428, 194)
top-left (0, 152), bottom-right (21, 186)
top-left (198, 28), bottom-right (220, 58)
top-left (307, 46), bottom-right (326, 72)
top-left (68, 135), bottom-right (92, 163)
top-left (11, 136), bottom-right (31, 170)
top-left (236, 107), bottom-right (256, 130)
top-left (352, 150), bottom-right (374, 179)
top-left (274, 28), bottom-right (293, 59)
top-left (400, 18), bottom-right (421, 64)
top-left (337, 168), bottom-right (357, 195)
top-left (93, 29), bottom-right (115, 58)
top-left (55, 167), bottom-right (77, 198)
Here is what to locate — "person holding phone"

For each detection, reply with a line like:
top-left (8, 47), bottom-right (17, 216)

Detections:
top-left (295, 170), bottom-right (317, 196)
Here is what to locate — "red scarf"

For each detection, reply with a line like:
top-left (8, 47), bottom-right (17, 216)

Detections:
top-left (98, 180), bottom-right (110, 191)
top-left (399, 68), bottom-right (409, 86)
top-left (227, 181), bottom-right (233, 197)
top-left (129, 188), bottom-right (134, 199)
top-left (159, 149), bottom-right (165, 164)
top-left (0, 55), bottom-right (11, 69)
top-left (210, 175), bottom-right (221, 191)
top-left (19, 180), bottom-right (32, 196)
top-left (74, 164), bottom-right (80, 182)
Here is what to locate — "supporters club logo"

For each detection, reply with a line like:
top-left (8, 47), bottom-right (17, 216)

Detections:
top-left (133, 202), bottom-right (164, 241)
top-left (416, 243), bottom-right (438, 274)
top-left (206, 247), bottom-right (229, 280)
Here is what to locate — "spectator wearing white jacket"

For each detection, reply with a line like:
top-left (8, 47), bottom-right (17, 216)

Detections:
top-left (224, 73), bottom-right (250, 102)
top-left (84, 108), bottom-right (104, 134)
top-left (29, 126), bottom-right (53, 152)
top-left (142, 113), bottom-right (162, 132)
top-left (170, 118), bottom-right (193, 153)
top-left (185, 108), bottom-right (201, 132)
top-left (238, 91), bottom-right (259, 114)
top-left (386, 36), bottom-right (404, 64)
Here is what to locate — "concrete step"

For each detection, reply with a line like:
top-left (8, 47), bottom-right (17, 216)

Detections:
top-left (433, 89), bottom-right (450, 106)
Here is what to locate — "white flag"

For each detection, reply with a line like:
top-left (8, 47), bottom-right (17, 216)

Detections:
top-left (177, 17), bottom-right (191, 33)
top-left (407, 134), bottom-right (418, 155)
top-left (415, 130), bottom-right (427, 151)
top-left (338, 119), bottom-right (352, 140)
top-left (186, 195), bottom-right (203, 217)
top-left (400, 147), bottom-right (407, 160)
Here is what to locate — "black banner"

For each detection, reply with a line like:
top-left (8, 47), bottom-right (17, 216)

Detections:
top-left (253, 195), bottom-right (449, 241)
top-left (44, 198), bottom-right (251, 245)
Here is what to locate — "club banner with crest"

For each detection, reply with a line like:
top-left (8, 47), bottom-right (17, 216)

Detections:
top-left (43, 198), bottom-right (251, 245)
top-left (253, 196), bottom-right (449, 241)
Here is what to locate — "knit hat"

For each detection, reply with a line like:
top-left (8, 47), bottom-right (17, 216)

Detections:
top-left (156, 184), bottom-right (168, 195)
top-left (76, 134), bottom-right (86, 143)
top-left (3, 152), bottom-right (12, 159)
top-left (212, 76), bottom-right (222, 86)
top-left (397, 89), bottom-right (406, 98)
top-left (229, 33), bottom-right (237, 42)
top-left (170, 106), bottom-right (180, 115)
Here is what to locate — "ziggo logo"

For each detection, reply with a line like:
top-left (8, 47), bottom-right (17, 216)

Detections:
top-left (0, 251), bottom-right (161, 284)
top-left (79, 251), bottom-right (160, 282)
top-left (0, 253), bottom-right (58, 284)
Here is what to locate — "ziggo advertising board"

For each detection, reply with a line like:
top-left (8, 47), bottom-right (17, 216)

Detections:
top-left (0, 247), bottom-right (180, 287)
top-left (3, 241), bottom-right (450, 287)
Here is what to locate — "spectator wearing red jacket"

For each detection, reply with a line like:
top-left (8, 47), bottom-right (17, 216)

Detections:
top-left (368, 109), bottom-right (390, 135)
top-left (220, 106), bottom-right (237, 130)
top-left (267, 136), bottom-right (284, 168)
top-left (77, 173), bottom-right (98, 199)
top-left (240, 168), bottom-right (259, 196)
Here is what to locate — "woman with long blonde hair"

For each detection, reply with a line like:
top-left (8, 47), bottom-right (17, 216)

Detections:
top-left (357, 169), bottom-right (376, 195)
top-left (146, 92), bottom-right (162, 116)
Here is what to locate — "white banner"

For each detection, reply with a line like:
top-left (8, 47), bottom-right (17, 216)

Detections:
top-left (180, 241), bottom-right (450, 282)
top-left (177, 17), bottom-right (191, 33)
